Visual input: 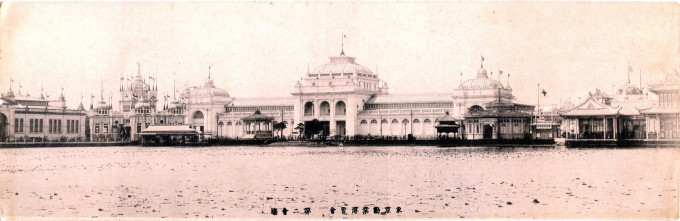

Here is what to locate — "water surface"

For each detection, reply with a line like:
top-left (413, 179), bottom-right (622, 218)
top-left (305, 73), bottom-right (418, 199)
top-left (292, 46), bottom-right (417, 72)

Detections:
top-left (1, 145), bottom-right (678, 219)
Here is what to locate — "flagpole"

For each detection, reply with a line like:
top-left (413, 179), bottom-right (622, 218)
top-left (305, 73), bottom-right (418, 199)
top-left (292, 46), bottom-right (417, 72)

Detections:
top-left (537, 83), bottom-right (540, 123)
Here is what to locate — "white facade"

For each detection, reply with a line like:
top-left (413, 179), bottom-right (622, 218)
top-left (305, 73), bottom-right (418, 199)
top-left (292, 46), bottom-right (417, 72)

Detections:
top-left (0, 90), bottom-right (87, 142)
top-left (208, 51), bottom-right (527, 139)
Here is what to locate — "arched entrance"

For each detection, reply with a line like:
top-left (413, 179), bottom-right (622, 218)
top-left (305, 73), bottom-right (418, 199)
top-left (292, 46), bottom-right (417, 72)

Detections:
top-left (192, 111), bottom-right (205, 133)
top-left (483, 124), bottom-right (493, 139)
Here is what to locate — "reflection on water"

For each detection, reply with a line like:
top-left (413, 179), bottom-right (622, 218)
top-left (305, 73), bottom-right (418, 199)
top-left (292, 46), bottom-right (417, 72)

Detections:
top-left (0, 145), bottom-right (678, 219)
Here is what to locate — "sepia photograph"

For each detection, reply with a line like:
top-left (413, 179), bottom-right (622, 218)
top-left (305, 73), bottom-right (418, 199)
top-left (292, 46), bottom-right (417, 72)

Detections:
top-left (0, 1), bottom-right (679, 220)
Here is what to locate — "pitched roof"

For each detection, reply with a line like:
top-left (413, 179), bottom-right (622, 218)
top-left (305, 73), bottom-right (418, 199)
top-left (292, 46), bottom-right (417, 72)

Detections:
top-left (366, 93), bottom-right (454, 104)
top-left (560, 96), bottom-right (620, 117)
top-left (611, 100), bottom-right (654, 116)
top-left (640, 106), bottom-right (680, 114)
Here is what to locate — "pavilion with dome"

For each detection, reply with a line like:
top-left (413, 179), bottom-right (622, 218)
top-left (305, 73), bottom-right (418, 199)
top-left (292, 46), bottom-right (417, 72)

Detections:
top-left (77, 48), bottom-right (537, 142)
top-left (213, 51), bottom-right (534, 140)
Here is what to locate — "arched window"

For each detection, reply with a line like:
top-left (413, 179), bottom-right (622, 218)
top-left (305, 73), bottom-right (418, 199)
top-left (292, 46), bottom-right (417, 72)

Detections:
top-left (391, 119), bottom-right (398, 124)
top-left (320, 101), bottom-right (331, 115)
top-left (468, 105), bottom-right (484, 114)
top-left (381, 119), bottom-right (389, 124)
top-left (360, 120), bottom-right (368, 124)
top-left (193, 111), bottom-right (204, 119)
top-left (423, 119), bottom-right (431, 123)
top-left (227, 121), bottom-right (233, 126)
top-left (402, 119), bottom-right (409, 125)
top-left (335, 101), bottom-right (346, 115)
top-left (371, 119), bottom-right (378, 124)
top-left (413, 119), bottom-right (420, 123)
top-left (304, 102), bottom-right (314, 116)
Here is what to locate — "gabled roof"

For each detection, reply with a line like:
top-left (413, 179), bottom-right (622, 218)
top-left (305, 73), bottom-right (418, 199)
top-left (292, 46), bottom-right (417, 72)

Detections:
top-left (560, 96), bottom-right (620, 117)
top-left (611, 100), bottom-right (654, 116)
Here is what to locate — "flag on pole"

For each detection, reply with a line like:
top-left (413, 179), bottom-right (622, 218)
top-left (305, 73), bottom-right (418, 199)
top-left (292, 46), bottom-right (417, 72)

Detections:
top-left (343, 34), bottom-right (347, 38)
top-left (542, 89), bottom-right (547, 96)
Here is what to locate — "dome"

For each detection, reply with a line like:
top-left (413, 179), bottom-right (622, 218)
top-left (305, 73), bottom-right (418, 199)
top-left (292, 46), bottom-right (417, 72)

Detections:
top-left (477, 67), bottom-right (488, 78)
top-left (461, 77), bottom-right (503, 89)
top-left (460, 66), bottom-right (504, 89)
top-left (186, 78), bottom-right (231, 104)
top-left (311, 55), bottom-right (374, 76)
top-left (189, 83), bottom-right (230, 98)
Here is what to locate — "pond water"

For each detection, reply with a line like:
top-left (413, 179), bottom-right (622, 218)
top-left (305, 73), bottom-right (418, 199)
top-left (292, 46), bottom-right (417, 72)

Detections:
top-left (0, 145), bottom-right (678, 219)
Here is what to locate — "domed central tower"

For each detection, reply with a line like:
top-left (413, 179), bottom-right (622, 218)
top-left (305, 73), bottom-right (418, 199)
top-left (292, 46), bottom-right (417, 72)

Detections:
top-left (292, 49), bottom-right (387, 138)
top-left (460, 62), bottom-right (504, 89)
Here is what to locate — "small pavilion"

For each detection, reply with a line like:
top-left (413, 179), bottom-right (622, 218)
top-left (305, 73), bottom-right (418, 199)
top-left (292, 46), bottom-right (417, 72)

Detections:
top-left (241, 109), bottom-right (275, 139)
top-left (434, 111), bottom-right (460, 139)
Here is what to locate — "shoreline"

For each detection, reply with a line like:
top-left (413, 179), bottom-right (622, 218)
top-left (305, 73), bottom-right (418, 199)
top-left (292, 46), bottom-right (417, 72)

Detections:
top-left (1, 139), bottom-right (677, 148)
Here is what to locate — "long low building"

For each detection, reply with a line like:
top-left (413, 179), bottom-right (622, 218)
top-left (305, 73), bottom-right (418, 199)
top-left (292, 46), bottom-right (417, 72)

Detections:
top-left (1, 50), bottom-right (536, 142)
top-left (0, 89), bottom-right (87, 142)
top-left (212, 51), bottom-right (532, 140)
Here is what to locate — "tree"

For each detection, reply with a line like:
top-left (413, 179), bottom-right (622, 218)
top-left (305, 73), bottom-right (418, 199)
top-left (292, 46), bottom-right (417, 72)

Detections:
top-left (273, 122), bottom-right (287, 138)
top-left (294, 123), bottom-right (305, 140)
top-left (304, 119), bottom-right (324, 140)
top-left (118, 124), bottom-right (128, 141)
top-left (84, 119), bottom-right (91, 141)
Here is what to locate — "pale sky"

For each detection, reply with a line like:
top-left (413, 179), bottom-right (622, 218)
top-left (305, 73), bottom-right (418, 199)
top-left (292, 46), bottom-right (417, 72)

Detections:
top-left (1, 2), bottom-right (679, 109)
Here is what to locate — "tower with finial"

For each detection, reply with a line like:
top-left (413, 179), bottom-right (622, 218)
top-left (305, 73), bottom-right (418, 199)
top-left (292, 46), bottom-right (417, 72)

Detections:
top-left (340, 33), bottom-right (347, 55)
top-left (481, 54), bottom-right (485, 68)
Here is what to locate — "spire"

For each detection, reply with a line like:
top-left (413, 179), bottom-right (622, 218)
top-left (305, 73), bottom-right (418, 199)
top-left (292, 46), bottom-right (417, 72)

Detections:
top-left (340, 33), bottom-right (347, 55)
top-left (136, 61), bottom-right (141, 77)
top-left (639, 68), bottom-right (642, 89)
top-left (120, 72), bottom-right (123, 91)
top-left (90, 92), bottom-right (94, 110)
top-left (100, 80), bottom-right (104, 101)
top-left (173, 78), bottom-right (176, 100)
top-left (307, 63), bottom-right (310, 74)
top-left (208, 65), bottom-right (211, 79)
top-left (8, 75), bottom-right (12, 92)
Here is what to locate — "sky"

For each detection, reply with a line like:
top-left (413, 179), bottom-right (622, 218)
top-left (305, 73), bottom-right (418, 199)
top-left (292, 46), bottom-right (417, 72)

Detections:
top-left (1, 2), bottom-right (679, 110)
